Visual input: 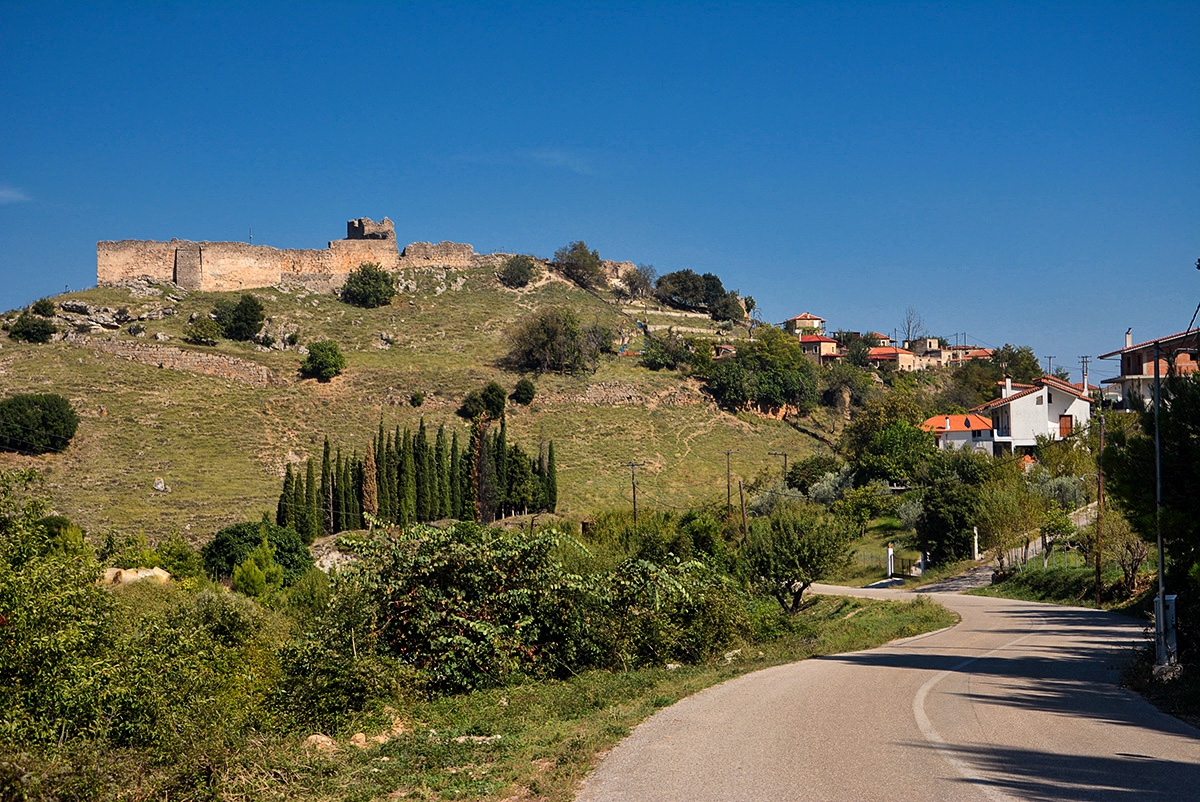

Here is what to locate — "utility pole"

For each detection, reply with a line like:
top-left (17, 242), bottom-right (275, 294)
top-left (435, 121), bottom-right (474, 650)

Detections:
top-left (622, 461), bottom-right (646, 524)
top-left (1096, 413), bottom-right (1104, 607)
top-left (1079, 355), bottom-right (1090, 392)
top-left (768, 450), bottom-right (789, 482)
top-left (1044, 355), bottom-right (1056, 375)
top-left (722, 450), bottom-right (734, 515)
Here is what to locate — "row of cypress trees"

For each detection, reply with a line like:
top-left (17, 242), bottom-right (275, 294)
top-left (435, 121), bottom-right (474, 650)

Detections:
top-left (276, 417), bottom-right (557, 539)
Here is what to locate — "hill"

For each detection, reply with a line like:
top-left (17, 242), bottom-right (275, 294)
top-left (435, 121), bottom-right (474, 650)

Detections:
top-left (0, 263), bottom-right (827, 544)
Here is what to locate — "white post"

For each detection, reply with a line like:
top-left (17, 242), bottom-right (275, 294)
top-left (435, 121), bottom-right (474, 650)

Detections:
top-left (887, 543), bottom-right (895, 577)
top-left (973, 526), bottom-right (980, 561)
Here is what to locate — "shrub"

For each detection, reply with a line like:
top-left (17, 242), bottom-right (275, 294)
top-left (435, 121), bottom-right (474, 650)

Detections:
top-left (286, 332), bottom-right (300, 346)
top-left (512, 378), bottom-right (536, 405)
top-left (183, 317), bottom-right (222, 346)
top-left (553, 241), bottom-right (605, 289)
top-left (0, 393), bottom-right (79, 454)
top-left (409, 390), bottom-right (425, 407)
top-left (301, 340), bottom-right (346, 381)
top-left (742, 501), bottom-right (853, 613)
top-left (506, 307), bottom-right (608, 374)
top-left (459, 381), bottom-right (507, 420)
top-left (8, 313), bottom-right (57, 344)
top-left (786, 454), bottom-right (843, 495)
top-left (200, 519), bottom-right (314, 585)
top-left (499, 254), bottom-right (537, 288)
top-left (340, 262), bottom-right (395, 308)
top-left (30, 298), bottom-right (56, 318)
top-left (212, 294), bottom-right (264, 341)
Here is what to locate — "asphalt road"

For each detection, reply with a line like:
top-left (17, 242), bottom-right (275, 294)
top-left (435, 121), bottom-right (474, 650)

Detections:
top-left (576, 584), bottom-right (1200, 802)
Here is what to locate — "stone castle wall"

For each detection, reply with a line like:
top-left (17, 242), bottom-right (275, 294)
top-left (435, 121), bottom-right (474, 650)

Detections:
top-left (97, 218), bottom-right (477, 293)
top-left (68, 334), bottom-right (277, 386)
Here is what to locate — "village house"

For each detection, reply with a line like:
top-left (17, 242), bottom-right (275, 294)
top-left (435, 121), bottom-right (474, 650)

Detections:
top-left (906, 337), bottom-right (952, 369)
top-left (1098, 327), bottom-right (1199, 407)
top-left (971, 375), bottom-right (1092, 454)
top-left (798, 334), bottom-right (841, 365)
top-left (783, 312), bottom-right (826, 337)
top-left (920, 413), bottom-right (995, 456)
top-left (868, 345), bottom-right (917, 371)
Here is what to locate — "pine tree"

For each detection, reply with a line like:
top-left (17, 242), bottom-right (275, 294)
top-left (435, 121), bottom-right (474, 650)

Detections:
top-left (362, 444), bottom-right (379, 525)
top-left (278, 463), bottom-right (295, 528)
top-left (320, 436), bottom-right (333, 535)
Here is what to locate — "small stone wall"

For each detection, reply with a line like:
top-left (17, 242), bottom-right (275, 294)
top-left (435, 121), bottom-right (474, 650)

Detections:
top-left (69, 334), bottom-right (277, 386)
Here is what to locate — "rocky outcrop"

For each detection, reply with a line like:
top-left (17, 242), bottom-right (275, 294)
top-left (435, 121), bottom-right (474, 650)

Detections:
top-left (66, 334), bottom-right (277, 386)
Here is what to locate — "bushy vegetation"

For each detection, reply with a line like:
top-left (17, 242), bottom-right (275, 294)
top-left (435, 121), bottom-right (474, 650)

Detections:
top-left (212, 293), bottom-right (265, 341)
top-left (0, 393), bottom-right (79, 454)
top-left (7, 312), bottom-right (57, 343)
top-left (201, 518), bottom-right (315, 583)
top-left (301, 339), bottom-right (346, 380)
top-left (498, 254), bottom-right (537, 288)
top-left (340, 261), bottom-right (396, 308)
top-left (182, 316), bottom-right (221, 345)
top-left (701, 326), bottom-right (819, 412)
top-left (459, 381), bottom-right (507, 420)
top-left (30, 298), bottom-right (56, 318)
top-left (511, 377), bottom-right (536, 405)
top-left (553, 241), bottom-right (605, 289)
top-left (654, 268), bottom-right (744, 321)
top-left (505, 307), bottom-right (612, 374)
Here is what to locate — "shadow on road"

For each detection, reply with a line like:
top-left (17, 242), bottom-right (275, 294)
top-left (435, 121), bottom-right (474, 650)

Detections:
top-left (905, 740), bottom-right (1200, 801)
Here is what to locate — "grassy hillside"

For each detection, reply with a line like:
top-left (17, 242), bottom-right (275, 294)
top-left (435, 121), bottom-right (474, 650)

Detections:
top-left (1, 265), bottom-right (827, 545)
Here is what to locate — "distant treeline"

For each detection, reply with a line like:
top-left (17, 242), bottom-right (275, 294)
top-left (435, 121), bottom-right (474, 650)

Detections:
top-left (276, 417), bottom-right (557, 538)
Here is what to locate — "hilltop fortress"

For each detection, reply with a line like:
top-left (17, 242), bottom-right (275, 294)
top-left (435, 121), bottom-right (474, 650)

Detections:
top-left (97, 217), bottom-right (478, 293)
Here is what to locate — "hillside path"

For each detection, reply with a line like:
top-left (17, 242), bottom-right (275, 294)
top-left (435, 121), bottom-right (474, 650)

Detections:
top-left (575, 584), bottom-right (1200, 801)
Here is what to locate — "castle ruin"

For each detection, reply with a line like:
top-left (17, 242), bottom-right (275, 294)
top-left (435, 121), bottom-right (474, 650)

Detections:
top-left (97, 217), bottom-right (477, 293)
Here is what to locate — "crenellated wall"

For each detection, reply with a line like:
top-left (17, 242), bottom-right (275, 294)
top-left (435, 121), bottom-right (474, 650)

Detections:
top-left (97, 218), bottom-right (477, 292)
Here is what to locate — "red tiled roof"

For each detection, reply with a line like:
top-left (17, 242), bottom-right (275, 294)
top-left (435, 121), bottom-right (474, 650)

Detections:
top-left (920, 414), bottom-right (993, 434)
top-left (868, 346), bottom-right (913, 359)
top-left (799, 335), bottom-right (838, 343)
top-left (785, 312), bottom-right (825, 322)
top-left (1098, 328), bottom-right (1200, 359)
top-left (971, 375), bottom-right (1092, 411)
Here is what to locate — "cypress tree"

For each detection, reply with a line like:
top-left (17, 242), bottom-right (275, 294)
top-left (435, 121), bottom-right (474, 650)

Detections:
top-left (278, 464), bottom-right (294, 528)
top-left (494, 418), bottom-right (509, 518)
top-left (450, 430), bottom-right (462, 519)
top-left (375, 424), bottom-right (389, 521)
top-left (545, 441), bottom-right (558, 513)
top-left (401, 428), bottom-right (417, 524)
top-left (333, 449), bottom-right (344, 533)
top-left (362, 443), bottom-right (379, 525)
top-left (291, 462), bottom-right (305, 532)
top-left (320, 436), bottom-right (333, 535)
top-left (350, 452), bottom-right (363, 529)
top-left (414, 418), bottom-right (430, 522)
top-left (435, 423), bottom-right (450, 519)
top-left (304, 458), bottom-right (319, 543)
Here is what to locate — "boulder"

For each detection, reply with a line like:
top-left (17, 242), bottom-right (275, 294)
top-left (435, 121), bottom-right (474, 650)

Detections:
top-left (303, 734), bottom-right (337, 754)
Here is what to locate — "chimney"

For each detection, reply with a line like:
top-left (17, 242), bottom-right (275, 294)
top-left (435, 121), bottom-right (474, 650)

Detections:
top-left (945, 415), bottom-right (951, 432)
top-left (1004, 377), bottom-right (1012, 397)
top-left (1125, 328), bottom-right (1133, 349)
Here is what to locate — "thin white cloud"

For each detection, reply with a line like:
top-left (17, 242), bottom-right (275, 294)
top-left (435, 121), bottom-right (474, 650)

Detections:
top-left (524, 148), bottom-right (595, 176)
top-left (0, 185), bottom-right (31, 204)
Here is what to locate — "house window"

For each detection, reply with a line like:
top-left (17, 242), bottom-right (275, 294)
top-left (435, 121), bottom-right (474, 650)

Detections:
top-left (1048, 392), bottom-right (1053, 403)
top-left (972, 430), bottom-right (982, 439)
top-left (1036, 396), bottom-right (1044, 405)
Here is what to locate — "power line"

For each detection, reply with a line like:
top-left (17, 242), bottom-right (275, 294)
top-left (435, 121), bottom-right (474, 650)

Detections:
top-left (621, 461), bottom-right (646, 524)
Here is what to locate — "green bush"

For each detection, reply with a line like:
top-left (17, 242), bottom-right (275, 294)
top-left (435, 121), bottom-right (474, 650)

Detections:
top-left (200, 520), bottom-right (313, 585)
top-left (0, 393), bottom-right (79, 454)
top-left (340, 262), bottom-right (395, 308)
top-left (212, 294), bottom-right (264, 341)
top-left (409, 390), bottom-right (425, 407)
top-left (183, 317), bottom-right (222, 346)
top-left (30, 299), bottom-right (56, 318)
top-left (499, 254), bottom-right (537, 288)
top-left (743, 501), bottom-right (853, 613)
top-left (512, 377), bottom-right (537, 405)
top-left (8, 313), bottom-right (56, 344)
top-left (301, 340), bottom-right (346, 381)
top-left (505, 307), bottom-right (610, 374)
top-left (458, 381), bottom-right (507, 420)
top-left (553, 241), bottom-right (605, 289)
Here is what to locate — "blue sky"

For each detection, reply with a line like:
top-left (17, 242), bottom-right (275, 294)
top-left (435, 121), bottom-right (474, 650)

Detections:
top-left (2, 1), bottom-right (1197, 383)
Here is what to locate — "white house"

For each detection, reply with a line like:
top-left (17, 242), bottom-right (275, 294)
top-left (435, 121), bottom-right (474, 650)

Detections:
top-left (920, 413), bottom-right (995, 456)
top-left (971, 375), bottom-right (1092, 454)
